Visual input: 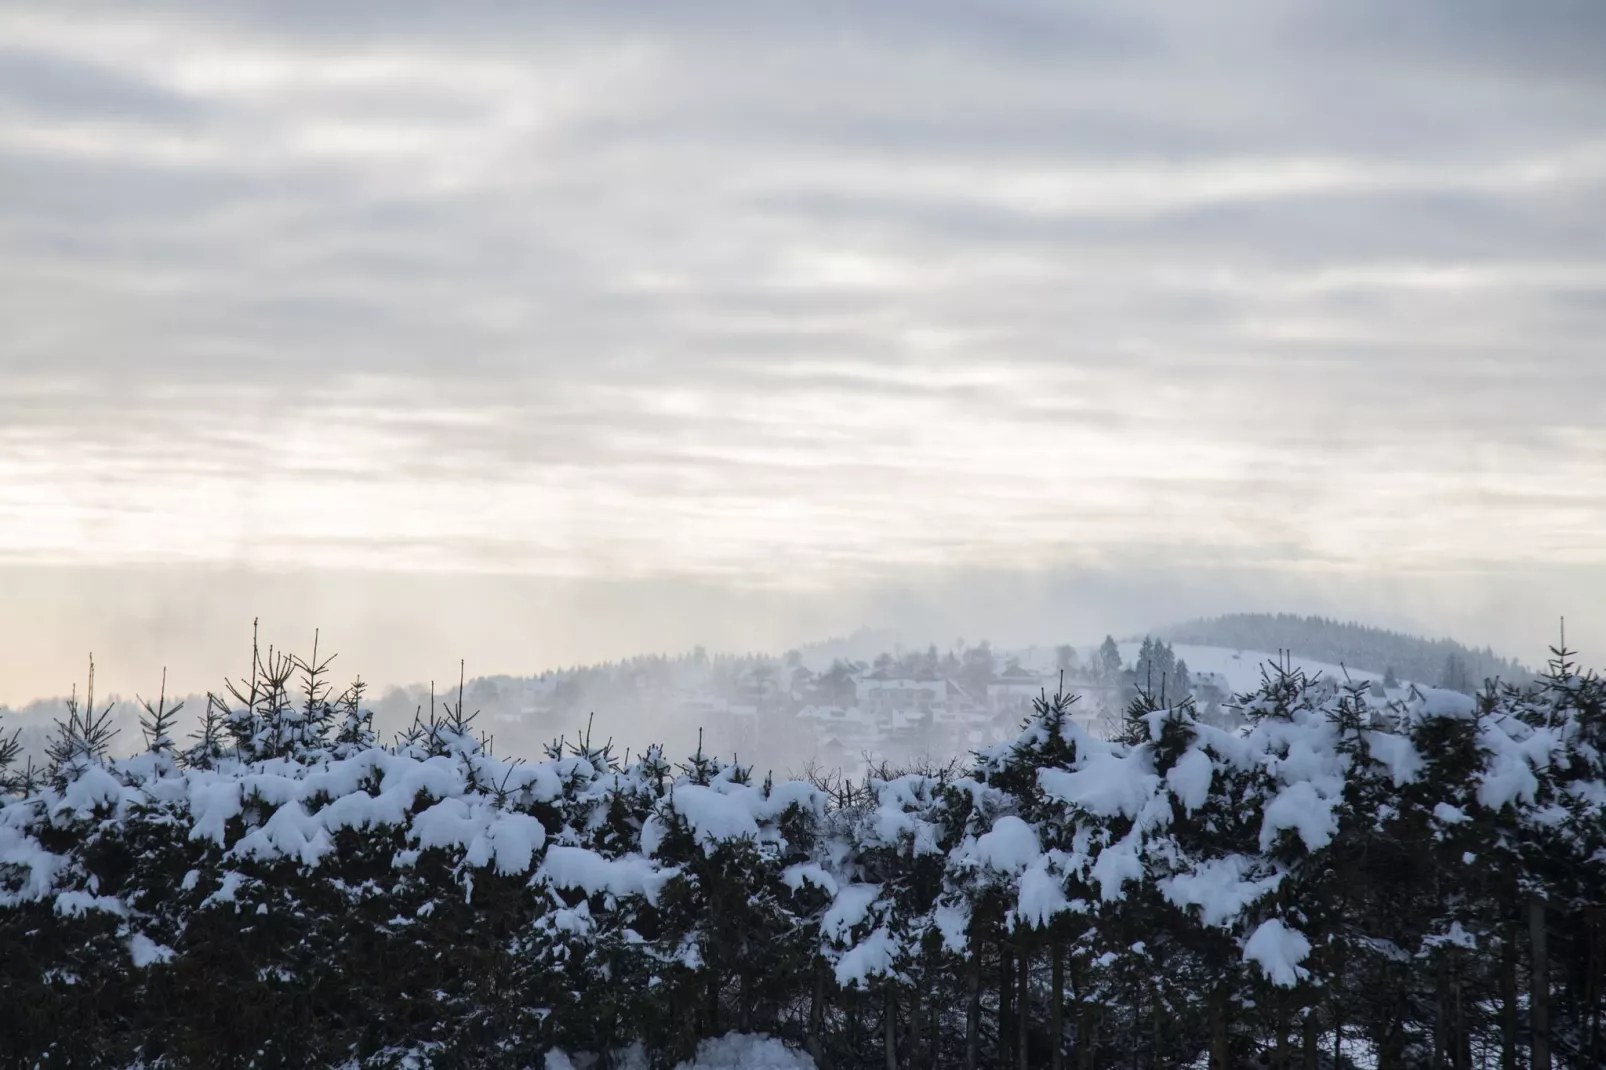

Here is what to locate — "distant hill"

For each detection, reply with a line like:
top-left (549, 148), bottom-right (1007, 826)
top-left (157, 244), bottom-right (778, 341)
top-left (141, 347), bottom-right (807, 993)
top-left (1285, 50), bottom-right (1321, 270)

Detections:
top-left (1156, 613), bottom-right (1532, 692)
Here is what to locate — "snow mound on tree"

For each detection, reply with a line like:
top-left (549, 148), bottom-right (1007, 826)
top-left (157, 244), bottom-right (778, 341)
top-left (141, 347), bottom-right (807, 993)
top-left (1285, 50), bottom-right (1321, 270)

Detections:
top-left (672, 1033), bottom-right (814, 1070)
top-left (545, 1033), bottom-right (812, 1070)
top-left (1242, 917), bottom-right (1312, 987)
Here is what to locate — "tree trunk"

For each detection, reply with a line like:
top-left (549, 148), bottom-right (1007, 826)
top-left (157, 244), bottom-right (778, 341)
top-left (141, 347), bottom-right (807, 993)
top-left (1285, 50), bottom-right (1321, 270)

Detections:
top-left (1017, 947), bottom-right (1030, 1070)
top-left (1129, 983), bottom-right (1140, 1070)
top-left (1433, 954), bottom-right (1447, 1070)
top-left (1150, 992), bottom-right (1163, 1070)
top-left (1077, 1003), bottom-right (1099, 1070)
top-left (807, 958), bottom-right (831, 1070)
top-left (1588, 911), bottom-right (1603, 1070)
top-left (1532, 895), bottom-right (1551, 1070)
top-left (1208, 985), bottom-right (1230, 1070)
top-left (1379, 999), bottom-right (1406, 1070)
top-left (706, 969), bottom-right (720, 1037)
top-left (884, 983), bottom-right (897, 1070)
top-left (908, 981), bottom-right (923, 1070)
top-left (965, 948), bottom-right (981, 1070)
top-left (1501, 922), bottom-right (1518, 1070)
top-left (1301, 1010), bottom-right (1319, 1070)
top-left (999, 941), bottom-right (1014, 1069)
top-left (1453, 953), bottom-right (1470, 1070)
top-left (1051, 942), bottom-right (1065, 1070)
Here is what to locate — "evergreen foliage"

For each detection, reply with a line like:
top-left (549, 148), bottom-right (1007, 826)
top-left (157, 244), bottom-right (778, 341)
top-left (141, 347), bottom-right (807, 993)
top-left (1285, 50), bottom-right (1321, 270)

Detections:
top-left (1, 631), bottom-right (1603, 1068)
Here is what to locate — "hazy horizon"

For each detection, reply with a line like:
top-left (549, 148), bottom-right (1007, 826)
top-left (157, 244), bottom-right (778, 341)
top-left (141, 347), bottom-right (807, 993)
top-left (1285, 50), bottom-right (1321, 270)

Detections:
top-left (0, 560), bottom-right (1589, 709)
top-left (4, 2), bottom-right (1604, 707)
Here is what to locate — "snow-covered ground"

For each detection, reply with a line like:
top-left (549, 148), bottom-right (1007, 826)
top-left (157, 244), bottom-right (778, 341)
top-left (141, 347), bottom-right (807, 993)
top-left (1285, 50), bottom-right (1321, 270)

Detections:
top-left (1006, 641), bottom-right (1402, 704)
top-left (1006, 641), bottom-right (1389, 694)
top-left (1118, 643), bottom-right (1386, 694)
top-left (546, 1033), bottom-right (813, 1070)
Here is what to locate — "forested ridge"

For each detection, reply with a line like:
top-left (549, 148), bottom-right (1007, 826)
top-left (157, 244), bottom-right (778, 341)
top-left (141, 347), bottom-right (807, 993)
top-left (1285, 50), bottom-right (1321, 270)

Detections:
top-left (1159, 614), bottom-right (1531, 693)
top-left (2, 631), bottom-right (1603, 1069)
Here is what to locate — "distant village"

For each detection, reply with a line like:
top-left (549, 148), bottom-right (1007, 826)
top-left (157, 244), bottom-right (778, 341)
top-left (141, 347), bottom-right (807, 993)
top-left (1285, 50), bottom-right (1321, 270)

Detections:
top-left (2, 628), bottom-right (1424, 777)
top-left (444, 637), bottom-right (1247, 774)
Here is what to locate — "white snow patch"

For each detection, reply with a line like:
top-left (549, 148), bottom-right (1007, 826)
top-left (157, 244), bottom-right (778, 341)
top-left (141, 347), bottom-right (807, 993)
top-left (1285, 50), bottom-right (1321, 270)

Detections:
top-left (1089, 829), bottom-right (1144, 901)
top-left (672, 1033), bottom-right (814, 1070)
top-left (1166, 749), bottom-right (1214, 814)
top-left (822, 883), bottom-right (881, 942)
top-left (834, 926), bottom-right (897, 986)
top-left (128, 932), bottom-right (175, 968)
top-left (781, 862), bottom-right (838, 897)
top-left (1015, 857), bottom-right (1069, 927)
top-left (1433, 802), bottom-right (1468, 825)
top-left (1260, 781), bottom-right (1339, 853)
top-left (1243, 918), bottom-right (1311, 987)
top-left (1160, 855), bottom-right (1281, 928)
top-left (54, 890), bottom-right (127, 917)
top-left (969, 815), bottom-right (1040, 872)
top-left (539, 846), bottom-right (676, 906)
top-left (1039, 750), bottom-right (1158, 821)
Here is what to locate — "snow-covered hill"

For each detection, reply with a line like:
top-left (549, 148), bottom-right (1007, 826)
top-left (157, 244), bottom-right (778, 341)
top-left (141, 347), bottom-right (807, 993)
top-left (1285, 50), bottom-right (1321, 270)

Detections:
top-left (1008, 641), bottom-right (1399, 698)
top-left (1118, 643), bottom-right (1387, 696)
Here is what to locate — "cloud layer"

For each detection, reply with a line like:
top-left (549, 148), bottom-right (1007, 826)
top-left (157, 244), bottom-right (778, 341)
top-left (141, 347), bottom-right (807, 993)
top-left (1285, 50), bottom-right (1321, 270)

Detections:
top-left (2, 2), bottom-right (1604, 690)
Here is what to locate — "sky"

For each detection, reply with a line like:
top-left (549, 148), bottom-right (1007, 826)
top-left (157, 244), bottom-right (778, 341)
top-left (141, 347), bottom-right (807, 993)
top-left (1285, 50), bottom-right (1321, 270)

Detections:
top-left (3, 2), bottom-right (1605, 703)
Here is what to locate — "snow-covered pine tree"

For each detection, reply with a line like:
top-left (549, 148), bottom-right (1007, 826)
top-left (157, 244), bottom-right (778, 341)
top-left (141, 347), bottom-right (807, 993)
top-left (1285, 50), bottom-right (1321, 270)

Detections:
top-left (1097, 636), bottom-right (1122, 684)
top-left (183, 692), bottom-right (229, 769)
top-left (332, 674), bottom-right (376, 757)
top-left (130, 667), bottom-right (183, 782)
top-left (980, 680), bottom-right (1091, 1067)
top-left (0, 707), bottom-right (22, 796)
top-left (45, 655), bottom-right (120, 787)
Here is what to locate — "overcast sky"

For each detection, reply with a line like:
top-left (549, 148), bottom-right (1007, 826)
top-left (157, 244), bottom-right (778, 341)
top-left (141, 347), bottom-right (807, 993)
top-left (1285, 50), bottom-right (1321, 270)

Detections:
top-left (3, 2), bottom-right (1604, 702)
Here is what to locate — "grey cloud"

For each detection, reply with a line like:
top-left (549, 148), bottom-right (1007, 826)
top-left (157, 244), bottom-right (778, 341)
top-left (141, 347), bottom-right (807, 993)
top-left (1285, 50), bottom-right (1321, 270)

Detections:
top-left (186, 0), bottom-right (1158, 65)
top-left (2, 2), bottom-right (1605, 686)
top-left (0, 43), bottom-right (201, 120)
top-left (1297, 0), bottom-right (1606, 88)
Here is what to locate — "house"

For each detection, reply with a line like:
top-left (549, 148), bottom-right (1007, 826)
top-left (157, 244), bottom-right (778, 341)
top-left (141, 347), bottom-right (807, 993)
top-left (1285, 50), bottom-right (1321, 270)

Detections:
top-left (678, 695), bottom-right (729, 721)
top-left (797, 704), bottom-right (864, 726)
top-left (987, 665), bottom-right (1048, 717)
top-left (518, 676), bottom-right (559, 717)
top-left (1191, 671), bottom-right (1232, 710)
top-left (855, 672), bottom-right (947, 717)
